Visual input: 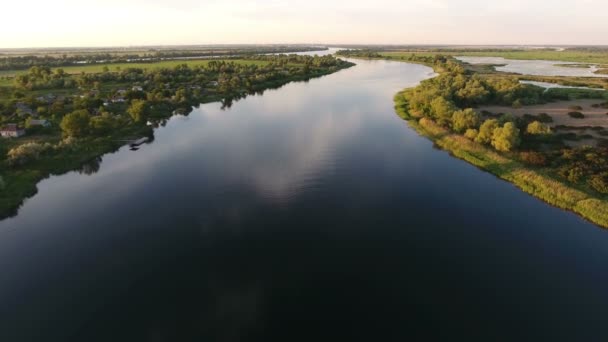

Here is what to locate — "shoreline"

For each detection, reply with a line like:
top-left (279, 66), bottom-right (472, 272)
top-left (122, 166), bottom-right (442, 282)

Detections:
top-left (0, 63), bottom-right (354, 220)
top-left (336, 51), bottom-right (608, 229)
top-left (393, 90), bottom-right (608, 229)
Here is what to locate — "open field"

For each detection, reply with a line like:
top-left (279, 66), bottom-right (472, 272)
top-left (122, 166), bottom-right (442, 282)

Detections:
top-left (0, 59), bottom-right (272, 77)
top-left (380, 50), bottom-right (608, 65)
top-left (478, 99), bottom-right (608, 128)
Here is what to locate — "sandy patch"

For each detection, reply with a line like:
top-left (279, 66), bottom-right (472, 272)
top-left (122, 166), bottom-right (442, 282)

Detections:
top-left (478, 99), bottom-right (608, 128)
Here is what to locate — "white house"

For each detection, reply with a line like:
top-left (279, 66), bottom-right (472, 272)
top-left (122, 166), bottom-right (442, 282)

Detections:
top-left (1, 124), bottom-right (26, 138)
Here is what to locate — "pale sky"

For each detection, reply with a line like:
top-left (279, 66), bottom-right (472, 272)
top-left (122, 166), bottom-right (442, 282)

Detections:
top-left (1, 0), bottom-right (607, 48)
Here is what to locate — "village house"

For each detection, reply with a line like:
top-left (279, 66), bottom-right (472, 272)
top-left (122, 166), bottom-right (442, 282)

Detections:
top-left (15, 103), bottom-right (36, 117)
top-left (35, 94), bottom-right (56, 104)
top-left (1, 124), bottom-right (26, 138)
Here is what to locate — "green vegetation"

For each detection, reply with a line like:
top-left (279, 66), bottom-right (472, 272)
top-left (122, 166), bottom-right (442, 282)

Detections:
top-left (0, 53), bottom-right (353, 218)
top-left (0, 45), bottom-right (328, 73)
top-left (369, 49), bottom-right (608, 228)
top-left (380, 48), bottom-right (608, 65)
top-left (0, 59), bottom-right (273, 77)
top-left (568, 111), bottom-right (585, 119)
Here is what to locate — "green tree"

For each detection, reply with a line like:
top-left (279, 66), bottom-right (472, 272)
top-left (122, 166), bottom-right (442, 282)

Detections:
top-left (456, 78), bottom-right (489, 105)
top-left (526, 121), bottom-right (552, 135)
top-left (451, 108), bottom-right (481, 133)
top-left (475, 119), bottom-right (499, 145)
top-left (430, 96), bottom-right (457, 126)
top-left (491, 122), bottom-right (521, 152)
top-left (90, 112), bottom-right (115, 135)
top-left (60, 110), bottom-right (90, 137)
top-left (127, 99), bottom-right (148, 122)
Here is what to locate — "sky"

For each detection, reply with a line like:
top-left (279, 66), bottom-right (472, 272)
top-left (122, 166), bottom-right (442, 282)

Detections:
top-left (1, 0), bottom-right (607, 48)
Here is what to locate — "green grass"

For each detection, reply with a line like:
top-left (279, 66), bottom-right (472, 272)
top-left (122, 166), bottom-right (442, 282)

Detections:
top-left (0, 59), bottom-right (272, 77)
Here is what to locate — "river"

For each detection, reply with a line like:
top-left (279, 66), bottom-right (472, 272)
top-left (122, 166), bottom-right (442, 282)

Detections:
top-left (1, 51), bottom-right (607, 341)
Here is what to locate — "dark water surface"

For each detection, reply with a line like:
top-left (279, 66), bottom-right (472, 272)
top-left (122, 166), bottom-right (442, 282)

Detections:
top-left (1, 54), bottom-right (608, 341)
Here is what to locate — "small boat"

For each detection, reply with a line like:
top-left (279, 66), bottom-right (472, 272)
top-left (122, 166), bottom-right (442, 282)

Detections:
top-left (130, 137), bottom-right (149, 147)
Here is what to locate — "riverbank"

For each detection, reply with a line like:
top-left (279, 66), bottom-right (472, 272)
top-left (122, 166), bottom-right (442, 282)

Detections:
top-left (336, 49), bottom-right (608, 228)
top-left (394, 91), bottom-right (608, 228)
top-left (0, 60), bottom-right (354, 219)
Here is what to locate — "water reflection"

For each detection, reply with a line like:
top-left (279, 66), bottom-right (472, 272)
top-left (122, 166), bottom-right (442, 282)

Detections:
top-left (456, 56), bottom-right (608, 77)
top-left (78, 157), bottom-right (102, 175)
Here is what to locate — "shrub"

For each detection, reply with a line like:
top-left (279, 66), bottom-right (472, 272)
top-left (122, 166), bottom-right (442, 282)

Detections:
top-left (520, 151), bottom-right (547, 166)
top-left (537, 113), bottom-right (553, 123)
top-left (7, 142), bottom-right (52, 166)
top-left (492, 122), bottom-right (521, 152)
top-left (464, 128), bottom-right (478, 140)
top-left (559, 166), bottom-right (584, 183)
top-left (452, 108), bottom-right (481, 133)
top-left (589, 173), bottom-right (608, 194)
top-left (568, 112), bottom-right (585, 119)
top-left (526, 121), bottom-right (552, 135)
top-left (475, 119), bottom-right (499, 145)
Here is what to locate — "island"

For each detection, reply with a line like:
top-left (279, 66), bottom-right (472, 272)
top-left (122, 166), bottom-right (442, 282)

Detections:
top-left (338, 48), bottom-right (608, 228)
top-left (0, 48), bottom-right (353, 218)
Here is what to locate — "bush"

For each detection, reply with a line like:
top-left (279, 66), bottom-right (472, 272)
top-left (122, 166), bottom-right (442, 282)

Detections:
top-left (559, 166), bottom-right (584, 183)
top-left (568, 105), bottom-right (583, 111)
top-left (475, 119), bottom-right (499, 145)
top-left (492, 122), bottom-right (521, 152)
top-left (464, 128), bottom-right (478, 140)
top-left (568, 111), bottom-right (585, 119)
top-left (452, 108), bottom-right (481, 133)
top-left (589, 173), bottom-right (608, 194)
top-left (526, 121), bottom-right (552, 135)
top-left (520, 151), bottom-right (547, 166)
top-left (537, 113), bottom-right (553, 123)
top-left (7, 142), bottom-right (52, 166)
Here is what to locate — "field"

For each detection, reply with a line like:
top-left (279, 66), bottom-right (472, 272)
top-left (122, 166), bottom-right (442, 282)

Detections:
top-left (380, 50), bottom-right (608, 65)
top-left (0, 59), bottom-right (272, 77)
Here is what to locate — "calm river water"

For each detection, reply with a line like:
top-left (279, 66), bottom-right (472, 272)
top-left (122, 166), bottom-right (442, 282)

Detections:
top-left (1, 52), bottom-right (608, 341)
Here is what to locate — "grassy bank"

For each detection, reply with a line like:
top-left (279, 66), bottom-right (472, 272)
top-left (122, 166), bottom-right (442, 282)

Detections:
top-left (394, 91), bottom-right (608, 228)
